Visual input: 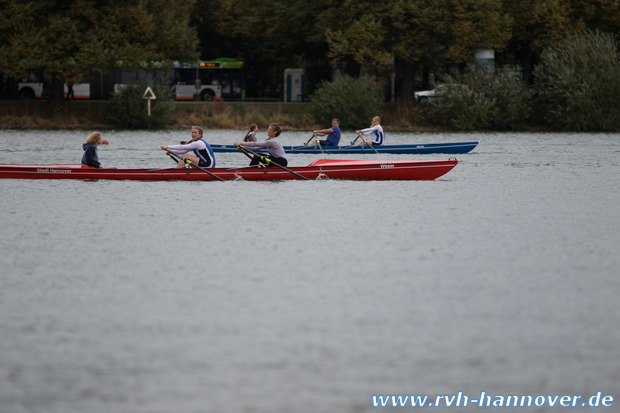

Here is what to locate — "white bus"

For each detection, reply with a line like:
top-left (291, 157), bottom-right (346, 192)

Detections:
top-left (171, 59), bottom-right (244, 101)
top-left (18, 69), bottom-right (90, 99)
top-left (14, 58), bottom-right (244, 101)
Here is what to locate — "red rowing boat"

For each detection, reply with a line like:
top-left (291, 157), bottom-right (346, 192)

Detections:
top-left (0, 159), bottom-right (458, 181)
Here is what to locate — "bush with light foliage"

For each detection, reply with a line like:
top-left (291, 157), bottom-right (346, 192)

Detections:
top-left (310, 75), bottom-right (383, 129)
top-left (534, 30), bottom-right (620, 131)
top-left (428, 65), bottom-right (531, 131)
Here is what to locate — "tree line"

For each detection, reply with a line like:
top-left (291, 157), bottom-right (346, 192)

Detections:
top-left (0, 0), bottom-right (618, 101)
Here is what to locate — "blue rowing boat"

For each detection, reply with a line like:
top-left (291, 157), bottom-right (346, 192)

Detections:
top-left (211, 141), bottom-right (478, 154)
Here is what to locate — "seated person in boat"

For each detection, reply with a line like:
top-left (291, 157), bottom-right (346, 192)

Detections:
top-left (356, 116), bottom-right (385, 146)
top-left (161, 126), bottom-right (216, 168)
top-left (311, 118), bottom-right (341, 146)
top-left (81, 131), bottom-right (103, 168)
top-left (243, 123), bottom-right (258, 142)
top-left (234, 123), bottom-right (288, 167)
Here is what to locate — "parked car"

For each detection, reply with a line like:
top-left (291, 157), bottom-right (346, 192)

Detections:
top-left (414, 85), bottom-right (446, 103)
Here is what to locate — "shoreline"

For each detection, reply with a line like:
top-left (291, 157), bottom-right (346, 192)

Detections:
top-left (0, 100), bottom-right (447, 132)
top-left (0, 100), bottom-right (554, 132)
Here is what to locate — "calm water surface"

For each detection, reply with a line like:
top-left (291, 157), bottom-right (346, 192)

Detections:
top-left (1, 129), bottom-right (619, 412)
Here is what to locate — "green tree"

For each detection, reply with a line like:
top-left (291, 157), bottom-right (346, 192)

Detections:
top-left (322, 0), bottom-right (511, 99)
top-left (215, 0), bottom-right (331, 98)
top-left (569, 0), bottom-right (620, 35)
top-left (0, 0), bottom-right (199, 103)
top-left (192, 0), bottom-right (237, 59)
top-left (534, 30), bottom-right (620, 131)
top-left (444, 0), bottom-right (512, 64)
top-left (501, 0), bottom-right (577, 83)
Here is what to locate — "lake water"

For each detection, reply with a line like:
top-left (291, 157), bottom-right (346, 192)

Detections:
top-left (1, 129), bottom-right (619, 413)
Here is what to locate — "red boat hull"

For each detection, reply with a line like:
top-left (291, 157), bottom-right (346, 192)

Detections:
top-left (0, 159), bottom-right (458, 181)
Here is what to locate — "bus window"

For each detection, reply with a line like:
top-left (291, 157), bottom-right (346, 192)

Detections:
top-left (175, 68), bottom-right (196, 85)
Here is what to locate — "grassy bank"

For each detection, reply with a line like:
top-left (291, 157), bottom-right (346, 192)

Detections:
top-left (0, 100), bottom-right (441, 131)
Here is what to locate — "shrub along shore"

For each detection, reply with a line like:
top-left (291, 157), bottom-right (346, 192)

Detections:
top-left (0, 100), bottom-right (447, 132)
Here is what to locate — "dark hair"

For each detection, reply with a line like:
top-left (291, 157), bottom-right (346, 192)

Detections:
top-left (244, 123), bottom-right (258, 141)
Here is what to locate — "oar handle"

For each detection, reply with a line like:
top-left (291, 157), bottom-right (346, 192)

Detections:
top-left (357, 134), bottom-right (379, 154)
top-left (162, 148), bottom-right (225, 181)
top-left (165, 149), bottom-right (184, 165)
top-left (237, 145), bottom-right (271, 164)
top-left (235, 145), bottom-right (310, 180)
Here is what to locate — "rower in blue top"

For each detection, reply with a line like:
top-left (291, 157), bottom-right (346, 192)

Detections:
top-left (311, 118), bottom-right (341, 147)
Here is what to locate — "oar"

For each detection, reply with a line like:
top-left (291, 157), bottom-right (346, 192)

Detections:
top-left (304, 133), bottom-right (323, 153)
top-left (237, 145), bottom-right (271, 167)
top-left (162, 149), bottom-right (225, 181)
top-left (350, 135), bottom-right (361, 145)
top-left (315, 135), bottom-right (324, 154)
top-left (165, 148), bottom-right (190, 167)
top-left (236, 145), bottom-right (310, 180)
top-left (166, 150), bottom-right (182, 164)
top-left (239, 147), bottom-right (254, 161)
top-left (358, 134), bottom-right (379, 154)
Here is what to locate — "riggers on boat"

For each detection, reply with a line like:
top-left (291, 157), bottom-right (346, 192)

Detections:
top-left (0, 159), bottom-right (459, 181)
top-left (210, 141), bottom-right (479, 154)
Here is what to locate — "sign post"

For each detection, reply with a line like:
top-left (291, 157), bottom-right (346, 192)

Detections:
top-left (142, 86), bottom-right (157, 116)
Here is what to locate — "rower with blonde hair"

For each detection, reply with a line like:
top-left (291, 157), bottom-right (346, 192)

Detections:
top-left (81, 131), bottom-right (103, 168)
top-left (356, 116), bottom-right (385, 146)
top-left (161, 125), bottom-right (216, 168)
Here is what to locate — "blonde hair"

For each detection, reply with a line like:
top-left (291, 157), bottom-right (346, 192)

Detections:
top-left (372, 116), bottom-right (381, 123)
top-left (192, 126), bottom-right (204, 137)
top-left (86, 132), bottom-right (101, 145)
top-left (268, 123), bottom-right (282, 137)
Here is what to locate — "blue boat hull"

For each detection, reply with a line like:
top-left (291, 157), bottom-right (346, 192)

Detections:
top-left (211, 141), bottom-right (478, 154)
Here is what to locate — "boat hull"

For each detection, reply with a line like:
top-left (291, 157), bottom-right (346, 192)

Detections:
top-left (0, 159), bottom-right (458, 181)
top-left (211, 141), bottom-right (478, 154)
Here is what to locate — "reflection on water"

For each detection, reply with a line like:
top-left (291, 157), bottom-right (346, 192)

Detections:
top-left (1, 130), bottom-right (619, 413)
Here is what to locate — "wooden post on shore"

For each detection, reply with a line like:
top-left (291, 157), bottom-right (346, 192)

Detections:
top-left (142, 86), bottom-right (157, 116)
